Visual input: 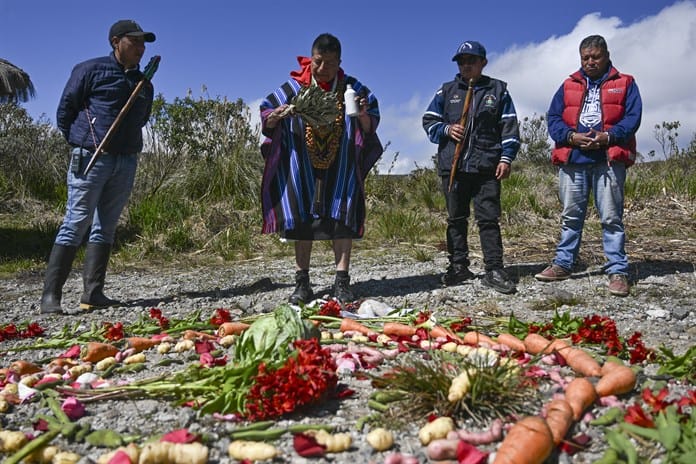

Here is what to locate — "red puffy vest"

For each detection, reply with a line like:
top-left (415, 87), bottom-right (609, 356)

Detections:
top-left (552, 67), bottom-right (637, 166)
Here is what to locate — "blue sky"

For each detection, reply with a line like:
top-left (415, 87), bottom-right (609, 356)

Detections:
top-left (2, 0), bottom-right (694, 173)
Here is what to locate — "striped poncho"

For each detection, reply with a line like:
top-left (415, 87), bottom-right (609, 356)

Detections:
top-left (259, 74), bottom-right (383, 238)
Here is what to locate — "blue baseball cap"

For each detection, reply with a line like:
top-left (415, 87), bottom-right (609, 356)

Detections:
top-left (452, 41), bottom-right (486, 61)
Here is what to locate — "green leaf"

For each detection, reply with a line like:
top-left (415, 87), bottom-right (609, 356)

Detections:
top-left (656, 344), bottom-right (696, 380)
top-left (506, 312), bottom-right (528, 337)
top-left (606, 428), bottom-right (639, 464)
top-left (85, 429), bottom-right (124, 447)
top-left (656, 405), bottom-right (682, 451)
top-left (591, 407), bottom-right (624, 426)
top-left (619, 422), bottom-right (660, 441)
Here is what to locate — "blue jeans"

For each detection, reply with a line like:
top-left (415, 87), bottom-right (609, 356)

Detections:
top-left (54, 148), bottom-right (138, 246)
top-left (553, 162), bottom-right (628, 275)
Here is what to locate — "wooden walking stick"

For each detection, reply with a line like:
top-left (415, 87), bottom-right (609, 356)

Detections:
top-left (447, 78), bottom-right (475, 192)
top-left (83, 55), bottom-right (161, 174)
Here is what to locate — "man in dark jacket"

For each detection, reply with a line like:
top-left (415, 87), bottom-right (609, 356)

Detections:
top-left (41, 19), bottom-right (156, 314)
top-left (535, 35), bottom-right (642, 297)
top-left (423, 40), bottom-right (520, 294)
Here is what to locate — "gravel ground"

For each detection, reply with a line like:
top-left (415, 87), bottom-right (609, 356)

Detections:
top-left (1, 246), bottom-right (695, 463)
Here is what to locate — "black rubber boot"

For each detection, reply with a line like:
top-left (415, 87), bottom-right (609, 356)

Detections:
top-left (334, 271), bottom-right (355, 303)
top-left (289, 270), bottom-right (313, 305)
top-left (79, 242), bottom-right (120, 310)
top-left (40, 244), bottom-right (78, 314)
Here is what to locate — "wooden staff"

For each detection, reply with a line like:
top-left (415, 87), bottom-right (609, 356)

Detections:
top-left (83, 55), bottom-right (160, 174)
top-left (448, 78), bottom-right (475, 192)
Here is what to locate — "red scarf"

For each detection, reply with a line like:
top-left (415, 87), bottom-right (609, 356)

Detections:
top-left (290, 56), bottom-right (345, 91)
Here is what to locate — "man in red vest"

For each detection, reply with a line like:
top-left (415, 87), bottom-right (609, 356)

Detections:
top-left (535, 35), bottom-right (642, 297)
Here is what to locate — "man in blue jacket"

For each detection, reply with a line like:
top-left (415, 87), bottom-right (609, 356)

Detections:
top-left (423, 40), bottom-right (520, 294)
top-left (535, 35), bottom-right (642, 297)
top-left (40, 20), bottom-right (156, 314)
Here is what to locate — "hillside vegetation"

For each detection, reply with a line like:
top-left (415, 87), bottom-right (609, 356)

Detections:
top-left (1, 99), bottom-right (695, 275)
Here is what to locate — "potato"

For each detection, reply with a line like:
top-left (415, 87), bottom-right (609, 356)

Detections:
top-left (418, 417), bottom-right (455, 445)
top-left (0, 429), bottom-right (28, 452)
top-left (228, 440), bottom-right (278, 461)
top-left (366, 427), bottom-right (394, 451)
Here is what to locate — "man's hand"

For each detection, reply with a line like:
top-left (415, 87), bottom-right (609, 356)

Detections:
top-left (496, 162), bottom-right (511, 180)
top-left (265, 104), bottom-right (292, 128)
top-left (570, 129), bottom-right (610, 150)
top-left (448, 123), bottom-right (467, 143)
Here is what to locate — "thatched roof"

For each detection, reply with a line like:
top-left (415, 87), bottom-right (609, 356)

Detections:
top-left (0, 58), bottom-right (36, 102)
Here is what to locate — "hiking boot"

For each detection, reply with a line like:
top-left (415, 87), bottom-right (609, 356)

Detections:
top-left (608, 274), bottom-right (630, 297)
top-left (289, 270), bottom-right (313, 305)
top-left (481, 269), bottom-right (516, 294)
top-left (441, 264), bottom-right (475, 286)
top-left (334, 272), bottom-right (355, 303)
top-left (534, 264), bottom-right (572, 282)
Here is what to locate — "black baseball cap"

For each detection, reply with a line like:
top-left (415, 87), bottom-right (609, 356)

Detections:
top-left (109, 20), bottom-right (156, 43)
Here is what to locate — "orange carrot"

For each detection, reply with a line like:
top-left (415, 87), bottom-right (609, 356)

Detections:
top-left (182, 330), bottom-right (217, 341)
top-left (126, 336), bottom-right (161, 353)
top-left (462, 331), bottom-right (495, 346)
top-left (496, 333), bottom-right (526, 352)
top-left (430, 325), bottom-right (464, 343)
top-left (492, 416), bottom-right (554, 464)
top-left (339, 318), bottom-right (375, 336)
top-left (217, 321), bottom-right (251, 337)
top-left (595, 362), bottom-right (637, 397)
top-left (547, 337), bottom-right (570, 351)
top-left (564, 377), bottom-right (597, 421)
top-left (556, 346), bottom-right (602, 377)
top-left (9, 360), bottom-right (42, 376)
top-left (544, 398), bottom-right (575, 445)
top-left (523, 333), bottom-right (556, 354)
top-left (81, 342), bottom-right (119, 363)
top-left (382, 322), bottom-right (417, 338)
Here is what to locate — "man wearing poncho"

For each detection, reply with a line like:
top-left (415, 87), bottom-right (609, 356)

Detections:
top-left (260, 33), bottom-right (383, 305)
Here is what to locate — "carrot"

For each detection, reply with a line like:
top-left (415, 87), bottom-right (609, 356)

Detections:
top-left (182, 330), bottom-right (217, 341)
top-left (126, 336), bottom-right (161, 353)
top-left (217, 321), bottom-right (251, 337)
top-left (462, 331), bottom-right (495, 346)
top-left (430, 325), bottom-right (464, 343)
top-left (81, 342), bottom-right (119, 363)
top-left (595, 362), bottom-right (637, 397)
top-left (492, 416), bottom-right (554, 464)
top-left (496, 333), bottom-right (526, 352)
top-left (382, 322), bottom-right (417, 338)
top-left (9, 360), bottom-right (42, 376)
top-left (556, 346), bottom-right (602, 377)
top-left (339, 318), bottom-right (374, 336)
top-left (522, 333), bottom-right (556, 354)
top-left (543, 398), bottom-right (575, 445)
top-left (564, 377), bottom-right (597, 421)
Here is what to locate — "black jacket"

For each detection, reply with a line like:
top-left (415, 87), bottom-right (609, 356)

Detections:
top-left (423, 74), bottom-right (520, 176)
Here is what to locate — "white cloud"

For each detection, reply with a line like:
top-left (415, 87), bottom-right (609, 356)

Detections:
top-left (381, 1), bottom-right (696, 173)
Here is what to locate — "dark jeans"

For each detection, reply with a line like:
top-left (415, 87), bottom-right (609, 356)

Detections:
top-left (441, 172), bottom-right (503, 271)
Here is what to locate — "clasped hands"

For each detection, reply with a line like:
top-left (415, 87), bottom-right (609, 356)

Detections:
top-left (569, 128), bottom-right (610, 150)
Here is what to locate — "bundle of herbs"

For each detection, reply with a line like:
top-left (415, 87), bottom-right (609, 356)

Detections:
top-left (366, 348), bottom-right (540, 428)
top-left (278, 85), bottom-right (340, 127)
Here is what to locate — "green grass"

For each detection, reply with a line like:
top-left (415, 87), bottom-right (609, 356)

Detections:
top-left (2, 151), bottom-right (695, 274)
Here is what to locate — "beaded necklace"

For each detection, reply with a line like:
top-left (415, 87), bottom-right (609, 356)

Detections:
top-left (305, 79), bottom-right (346, 170)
